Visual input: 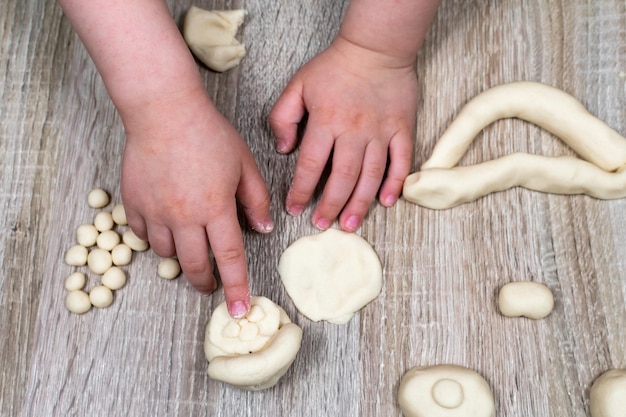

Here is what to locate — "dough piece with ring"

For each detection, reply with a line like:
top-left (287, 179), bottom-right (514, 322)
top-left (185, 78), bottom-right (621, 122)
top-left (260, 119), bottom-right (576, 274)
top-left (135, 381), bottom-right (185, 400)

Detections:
top-left (398, 364), bottom-right (495, 417)
top-left (204, 296), bottom-right (302, 391)
top-left (183, 6), bottom-right (246, 72)
top-left (278, 228), bottom-right (383, 324)
top-left (589, 369), bottom-right (626, 417)
top-left (498, 281), bottom-right (554, 319)
top-left (403, 82), bottom-right (626, 209)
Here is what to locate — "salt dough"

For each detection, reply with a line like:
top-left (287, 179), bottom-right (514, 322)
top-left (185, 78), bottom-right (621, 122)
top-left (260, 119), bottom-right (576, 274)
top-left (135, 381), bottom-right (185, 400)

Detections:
top-left (204, 296), bottom-right (302, 391)
top-left (398, 364), bottom-right (495, 417)
top-left (589, 369), bottom-right (626, 417)
top-left (183, 7), bottom-right (246, 72)
top-left (498, 281), bottom-right (554, 319)
top-left (277, 228), bottom-right (383, 324)
top-left (403, 82), bottom-right (626, 209)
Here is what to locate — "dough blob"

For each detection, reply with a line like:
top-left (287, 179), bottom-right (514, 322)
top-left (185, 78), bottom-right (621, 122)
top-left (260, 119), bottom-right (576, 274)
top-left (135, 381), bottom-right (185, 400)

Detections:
top-left (589, 369), bottom-right (626, 417)
top-left (278, 228), bottom-right (383, 324)
top-left (204, 296), bottom-right (302, 391)
top-left (183, 7), bottom-right (246, 72)
top-left (498, 281), bottom-right (554, 319)
top-left (398, 364), bottom-right (495, 417)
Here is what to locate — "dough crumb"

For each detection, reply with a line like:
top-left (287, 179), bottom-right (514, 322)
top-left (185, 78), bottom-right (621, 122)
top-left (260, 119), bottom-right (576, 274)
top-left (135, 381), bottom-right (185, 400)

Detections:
top-left (183, 6), bottom-right (246, 72)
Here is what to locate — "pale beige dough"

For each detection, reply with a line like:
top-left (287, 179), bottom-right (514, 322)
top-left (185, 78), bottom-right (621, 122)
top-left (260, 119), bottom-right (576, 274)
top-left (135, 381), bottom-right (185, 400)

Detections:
top-left (122, 230), bottom-right (149, 252)
top-left (87, 248), bottom-right (113, 275)
top-left (589, 369), bottom-right (626, 417)
top-left (76, 224), bottom-right (99, 247)
top-left (64, 245), bottom-right (88, 266)
top-left (87, 188), bottom-right (109, 209)
top-left (96, 229), bottom-right (120, 251)
top-left (157, 258), bottom-right (181, 280)
top-left (498, 281), bottom-right (554, 319)
top-left (93, 211), bottom-right (114, 232)
top-left (102, 266), bottom-right (127, 290)
top-left (65, 290), bottom-right (92, 314)
top-left (183, 7), bottom-right (246, 72)
top-left (111, 203), bottom-right (127, 225)
top-left (204, 296), bottom-right (302, 391)
top-left (89, 285), bottom-right (113, 308)
top-left (277, 228), bottom-right (383, 324)
top-left (111, 243), bottom-right (132, 266)
top-left (398, 364), bottom-right (495, 417)
top-left (403, 82), bottom-right (626, 209)
top-left (64, 272), bottom-right (86, 291)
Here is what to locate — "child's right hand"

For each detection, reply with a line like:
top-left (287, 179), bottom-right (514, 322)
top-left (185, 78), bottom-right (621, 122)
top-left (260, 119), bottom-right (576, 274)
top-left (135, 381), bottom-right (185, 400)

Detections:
top-left (119, 86), bottom-right (273, 318)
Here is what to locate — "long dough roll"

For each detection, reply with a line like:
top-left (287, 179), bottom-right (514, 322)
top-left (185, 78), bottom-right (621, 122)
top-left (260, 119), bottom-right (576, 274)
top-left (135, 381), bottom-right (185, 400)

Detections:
top-left (404, 153), bottom-right (626, 209)
top-left (421, 82), bottom-right (626, 172)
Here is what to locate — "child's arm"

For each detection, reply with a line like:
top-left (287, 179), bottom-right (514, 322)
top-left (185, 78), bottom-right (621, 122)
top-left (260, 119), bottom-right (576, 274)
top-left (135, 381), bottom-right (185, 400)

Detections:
top-left (270, 0), bottom-right (441, 232)
top-left (58, 0), bottom-right (273, 318)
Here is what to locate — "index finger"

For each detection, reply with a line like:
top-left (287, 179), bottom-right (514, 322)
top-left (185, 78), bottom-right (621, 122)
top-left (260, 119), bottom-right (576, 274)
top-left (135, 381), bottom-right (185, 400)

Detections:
top-left (206, 201), bottom-right (251, 319)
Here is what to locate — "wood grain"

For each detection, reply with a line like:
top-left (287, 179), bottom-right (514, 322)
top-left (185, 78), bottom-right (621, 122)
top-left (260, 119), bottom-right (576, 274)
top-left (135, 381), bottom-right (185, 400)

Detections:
top-left (1, 0), bottom-right (624, 416)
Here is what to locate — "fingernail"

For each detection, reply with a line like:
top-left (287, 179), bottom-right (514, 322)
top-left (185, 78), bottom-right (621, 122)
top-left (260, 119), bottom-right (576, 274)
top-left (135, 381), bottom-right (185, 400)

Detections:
top-left (229, 300), bottom-right (249, 319)
top-left (383, 194), bottom-right (397, 207)
top-left (276, 140), bottom-right (288, 154)
top-left (287, 204), bottom-right (304, 216)
top-left (255, 219), bottom-right (274, 233)
top-left (314, 217), bottom-right (331, 230)
top-left (344, 215), bottom-right (360, 231)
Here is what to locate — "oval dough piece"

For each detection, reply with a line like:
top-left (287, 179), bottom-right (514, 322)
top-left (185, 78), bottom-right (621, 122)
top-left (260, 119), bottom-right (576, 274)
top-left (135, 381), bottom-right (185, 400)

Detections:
top-left (498, 281), bottom-right (554, 319)
top-left (398, 364), bottom-right (495, 417)
top-left (278, 229), bottom-right (383, 324)
top-left (589, 369), bottom-right (626, 417)
top-left (204, 296), bottom-right (302, 391)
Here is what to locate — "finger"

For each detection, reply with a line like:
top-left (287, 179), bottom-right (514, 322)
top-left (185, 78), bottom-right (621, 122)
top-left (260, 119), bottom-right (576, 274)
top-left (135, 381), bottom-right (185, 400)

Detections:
top-left (312, 134), bottom-right (366, 230)
top-left (172, 226), bottom-right (216, 295)
top-left (146, 223), bottom-right (176, 257)
top-left (285, 122), bottom-right (335, 216)
top-left (206, 201), bottom-right (250, 319)
top-left (237, 153), bottom-right (274, 233)
top-left (125, 209), bottom-right (148, 241)
top-left (269, 79), bottom-right (306, 154)
top-left (339, 140), bottom-right (388, 232)
top-left (379, 131), bottom-right (413, 207)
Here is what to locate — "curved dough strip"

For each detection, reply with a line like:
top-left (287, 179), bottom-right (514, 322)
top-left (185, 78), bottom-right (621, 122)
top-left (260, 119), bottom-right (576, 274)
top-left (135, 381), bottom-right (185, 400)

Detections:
top-left (421, 81), bottom-right (626, 172)
top-left (404, 153), bottom-right (626, 209)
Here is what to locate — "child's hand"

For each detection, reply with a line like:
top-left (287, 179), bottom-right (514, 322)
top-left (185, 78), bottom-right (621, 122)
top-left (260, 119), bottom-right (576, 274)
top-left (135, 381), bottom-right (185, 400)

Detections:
top-left (270, 36), bottom-right (418, 232)
top-left (120, 87), bottom-right (273, 318)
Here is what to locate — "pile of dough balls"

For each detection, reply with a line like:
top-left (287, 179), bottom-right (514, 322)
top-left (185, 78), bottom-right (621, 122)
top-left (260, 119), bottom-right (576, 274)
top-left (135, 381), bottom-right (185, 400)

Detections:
top-left (63, 188), bottom-right (181, 314)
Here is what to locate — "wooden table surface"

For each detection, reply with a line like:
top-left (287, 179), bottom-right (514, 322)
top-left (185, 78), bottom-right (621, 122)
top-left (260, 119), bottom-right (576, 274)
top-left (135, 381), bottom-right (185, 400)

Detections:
top-left (1, 0), bottom-right (625, 416)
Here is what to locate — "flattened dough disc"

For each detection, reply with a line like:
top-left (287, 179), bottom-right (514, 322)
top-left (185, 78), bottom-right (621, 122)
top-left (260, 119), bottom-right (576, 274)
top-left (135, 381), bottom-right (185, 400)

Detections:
top-left (278, 229), bottom-right (383, 324)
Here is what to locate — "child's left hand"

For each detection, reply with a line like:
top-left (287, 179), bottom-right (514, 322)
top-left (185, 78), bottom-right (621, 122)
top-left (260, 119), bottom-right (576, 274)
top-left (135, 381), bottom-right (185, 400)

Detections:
top-left (270, 35), bottom-right (418, 232)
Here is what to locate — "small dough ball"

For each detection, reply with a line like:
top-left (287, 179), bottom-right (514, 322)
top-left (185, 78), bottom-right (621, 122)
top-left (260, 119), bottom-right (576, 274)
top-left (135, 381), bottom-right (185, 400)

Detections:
top-left (111, 204), bottom-right (127, 225)
top-left (589, 369), bottom-right (626, 417)
top-left (87, 248), bottom-right (113, 275)
top-left (498, 281), bottom-right (554, 319)
top-left (102, 266), bottom-right (127, 290)
top-left (64, 244), bottom-right (88, 266)
top-left (65, 290), bottom-right (92, 314)
top-left (122, 230), bottom-right (149, 252)
top-left (278, 228), bottom-right (383, 324)
top-left (157, 258), bottom-right (181, 279)
top-left (111, 243), bottom-right (132, 266)
top-left (205, 296), bottom-right (303, 391)
top-left (93, 211), bottom-right (114, 232)
top-left (96, 229), bottom-right (121, 251)
top-left (398, 364), bottom-right (495, 417)
top-left (89, 285), bottom-right (114, 308)
top-left (183, 7), bottom-right (246, 72)
top-left (76, 224), bottom-right (99, 247)
top-left (64, 272), bottom-right (86, 291)
top-left (87, 188), bottom-right (109, 208)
